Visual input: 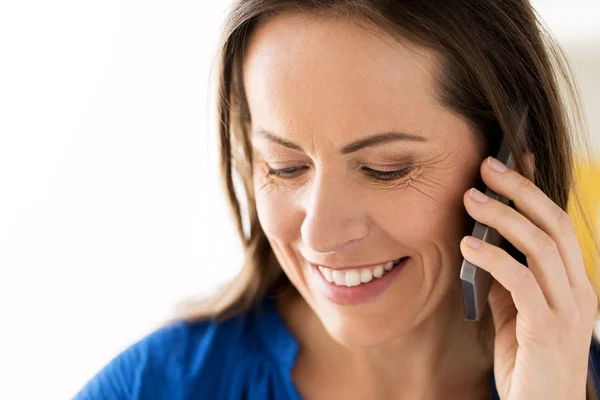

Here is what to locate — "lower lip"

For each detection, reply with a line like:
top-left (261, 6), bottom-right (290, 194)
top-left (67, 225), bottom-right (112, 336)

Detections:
top-left (307, 258), bottom-right (409, 305)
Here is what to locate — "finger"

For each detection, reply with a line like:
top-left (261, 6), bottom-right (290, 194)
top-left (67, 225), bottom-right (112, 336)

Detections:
top-left (480, 156), bottom-right (588, 290)
top-left (464, 188), bottom-right (575, 312)
top-left (460, 235), bottom-right (550, 321)
top-left (487, 280), bottom-right (518, 383)
top-left (487, 278), bottom-right (517, 334)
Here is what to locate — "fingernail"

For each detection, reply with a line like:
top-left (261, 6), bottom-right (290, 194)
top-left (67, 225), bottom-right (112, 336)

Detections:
top-left (465, 236), bottom-right (482, 248)
top-left (469, 188), bottom-right (489, 203)
top-left (487, 156), bottom-right (509, 172)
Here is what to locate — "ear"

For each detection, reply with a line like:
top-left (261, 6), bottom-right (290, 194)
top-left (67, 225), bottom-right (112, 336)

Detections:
top-left (524, 151), bottom-right (536, 180)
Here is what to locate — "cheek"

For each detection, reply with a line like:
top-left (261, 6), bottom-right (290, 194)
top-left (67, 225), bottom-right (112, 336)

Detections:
top-left (253, 185), bottom-right (308, 285)
top-left (254, 183), bottom-right (301, 243)
top-left (372, 179), bottom-right (472, 249)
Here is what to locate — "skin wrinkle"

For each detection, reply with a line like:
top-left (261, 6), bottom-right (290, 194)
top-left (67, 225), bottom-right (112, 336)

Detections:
top-left (405, 145), bottom-right (460, 206)
top-left (245, 11), bottom-right (494, 400)
top-left (254, 140), bottom-right (458, 201)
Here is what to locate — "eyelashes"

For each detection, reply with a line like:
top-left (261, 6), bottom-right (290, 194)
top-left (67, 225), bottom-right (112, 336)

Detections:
top-left (267, 166), bottom-right (309, 179)
top-left (361, 166), bottom-right (413, 181)
top-left (266, 165), bottom-right (414, 182)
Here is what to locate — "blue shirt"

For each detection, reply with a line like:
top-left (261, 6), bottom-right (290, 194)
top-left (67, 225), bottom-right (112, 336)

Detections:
top-left (75, 295), bottom-right (600, 399)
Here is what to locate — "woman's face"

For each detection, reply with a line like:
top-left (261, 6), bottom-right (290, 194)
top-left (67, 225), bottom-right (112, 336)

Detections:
top-left (244, 12), bottom-right (486, 346)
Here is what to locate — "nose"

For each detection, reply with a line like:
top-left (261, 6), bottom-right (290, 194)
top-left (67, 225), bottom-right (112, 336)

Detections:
top-left (300, 171), bottom-right (369, 254)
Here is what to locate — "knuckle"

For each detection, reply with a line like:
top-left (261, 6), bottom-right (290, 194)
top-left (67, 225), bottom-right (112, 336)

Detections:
top-left (515, 175), bottom-right (533, 190)
top-left (534, 230), bottom-right (558, 256)
top-left (488, 245), bottom-right (506, 265)
top-left (496, 202), bottom-right (513, 220)
top-left (513, 267), bottom-right (535, 293)
top-left (554, 206), bottom-right (576, 234)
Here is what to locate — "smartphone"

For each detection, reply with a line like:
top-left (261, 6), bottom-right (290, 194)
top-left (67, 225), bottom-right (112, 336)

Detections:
top-left (460, 107), bottom-right (529, 321)
top-left (460, 137), bottom-right (515, 321)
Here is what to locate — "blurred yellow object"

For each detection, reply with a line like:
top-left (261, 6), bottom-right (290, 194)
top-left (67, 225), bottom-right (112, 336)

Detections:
top-left (569, 159), bottom-right (600, 288)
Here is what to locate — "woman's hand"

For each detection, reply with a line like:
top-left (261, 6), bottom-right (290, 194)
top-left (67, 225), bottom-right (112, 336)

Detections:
top-left (460, 156), bottom-right (598, 400)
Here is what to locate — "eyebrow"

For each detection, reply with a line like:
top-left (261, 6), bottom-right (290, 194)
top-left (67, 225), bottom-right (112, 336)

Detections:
top-left (252, 128), bottom-right (427, 154)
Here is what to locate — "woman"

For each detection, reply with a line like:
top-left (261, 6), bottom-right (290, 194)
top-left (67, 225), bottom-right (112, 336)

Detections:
top-left (75, 0), bottom-right (600, 399)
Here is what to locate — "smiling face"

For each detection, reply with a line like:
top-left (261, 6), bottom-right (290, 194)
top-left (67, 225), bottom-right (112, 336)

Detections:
top-left (244, 12), bottom-right (487, 346)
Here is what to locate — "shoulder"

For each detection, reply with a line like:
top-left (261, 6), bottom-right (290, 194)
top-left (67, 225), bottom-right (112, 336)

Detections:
top-left (73, 309), bottom-right (270, 400)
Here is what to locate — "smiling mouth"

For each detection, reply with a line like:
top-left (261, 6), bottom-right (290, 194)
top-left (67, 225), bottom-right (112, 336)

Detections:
top-left (316, 257), bottom-right (407, 287)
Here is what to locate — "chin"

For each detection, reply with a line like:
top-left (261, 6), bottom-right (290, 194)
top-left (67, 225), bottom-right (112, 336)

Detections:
top-left (315, 302), bottom-right (417, 348)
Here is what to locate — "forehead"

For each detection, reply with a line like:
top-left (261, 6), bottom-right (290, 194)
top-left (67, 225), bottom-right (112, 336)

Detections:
top-left (242, 11), bottom-right (444, 143)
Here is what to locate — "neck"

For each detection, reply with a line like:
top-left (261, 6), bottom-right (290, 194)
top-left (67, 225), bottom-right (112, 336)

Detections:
top-left (276, 279), bottom-right (496, 399)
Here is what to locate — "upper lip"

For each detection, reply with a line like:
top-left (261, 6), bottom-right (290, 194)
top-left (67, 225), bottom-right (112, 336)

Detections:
top-left (308, 257), bottom-right (406, 271)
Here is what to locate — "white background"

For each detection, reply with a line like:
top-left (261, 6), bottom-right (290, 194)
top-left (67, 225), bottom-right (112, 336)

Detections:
top-left (0, 1), bottom-right (598, 399)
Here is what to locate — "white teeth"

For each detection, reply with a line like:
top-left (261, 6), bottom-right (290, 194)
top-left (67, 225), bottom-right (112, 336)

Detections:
top-left (318, 266), bottom-right (334, 282)
top-left (332, 270), bottom-right (346, 285)
top-left (360, 268), bottom-right (373, 283)
top-left (373, 265), bottom-right (384, 278)
top-left (345, 269), bottom-right (361, 287)
top-left (318, 259), bottom-right (402, 287)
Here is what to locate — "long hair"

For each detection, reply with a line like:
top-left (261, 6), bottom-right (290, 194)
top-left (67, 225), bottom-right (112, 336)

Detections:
top-left (178, 1), bottom-right (600, 397)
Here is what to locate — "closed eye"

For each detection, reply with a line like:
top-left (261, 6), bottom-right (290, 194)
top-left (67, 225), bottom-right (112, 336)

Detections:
top-left (361, 166), bottom-right (413, 181)
top-left (266, 166), bottom-right (309, 179)
top-left (266, 165), bottom-right (414, 181)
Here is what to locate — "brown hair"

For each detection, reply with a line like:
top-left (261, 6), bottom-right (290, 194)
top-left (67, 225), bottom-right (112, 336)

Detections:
top-left (178, 1), bottom-right (600, 397)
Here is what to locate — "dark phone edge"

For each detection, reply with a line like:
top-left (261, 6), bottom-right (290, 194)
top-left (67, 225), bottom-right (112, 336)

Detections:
top-left (460, 138), bottom-right (515, 321)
